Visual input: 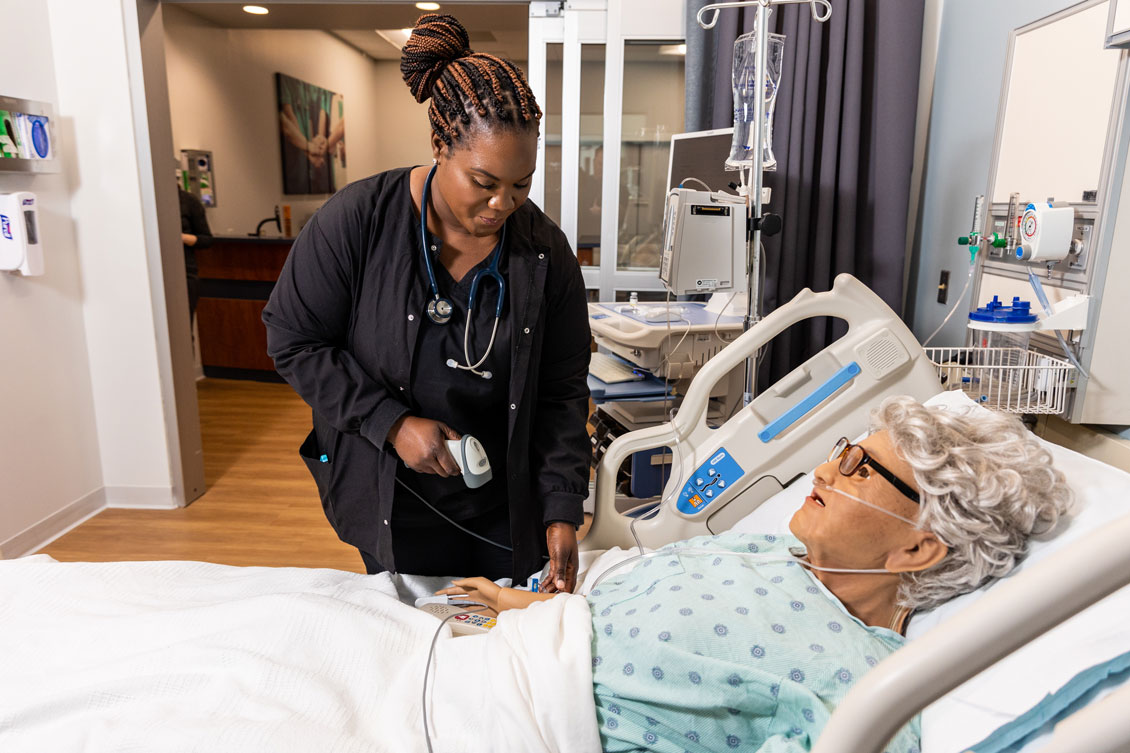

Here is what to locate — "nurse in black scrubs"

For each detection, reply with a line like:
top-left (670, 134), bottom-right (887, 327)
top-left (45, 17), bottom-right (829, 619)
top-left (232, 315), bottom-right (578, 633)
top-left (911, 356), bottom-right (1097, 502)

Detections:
top-left (263, 14), bottom-right (591, 592)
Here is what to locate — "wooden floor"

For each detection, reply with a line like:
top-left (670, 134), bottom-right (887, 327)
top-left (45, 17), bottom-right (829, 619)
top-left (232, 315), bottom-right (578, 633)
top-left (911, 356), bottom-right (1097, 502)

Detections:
top-left (41, 379), bottom-right (366, 572)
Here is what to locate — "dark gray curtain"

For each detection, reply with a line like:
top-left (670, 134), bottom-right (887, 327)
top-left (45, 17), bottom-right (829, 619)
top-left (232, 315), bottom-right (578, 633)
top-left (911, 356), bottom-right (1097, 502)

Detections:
top-left (686, 0), bottom-right (925, 385)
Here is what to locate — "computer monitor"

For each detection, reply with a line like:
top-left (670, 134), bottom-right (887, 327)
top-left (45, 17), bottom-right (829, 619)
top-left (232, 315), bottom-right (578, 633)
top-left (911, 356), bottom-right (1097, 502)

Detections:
top-left (665, 127), bottom-right (739, 196)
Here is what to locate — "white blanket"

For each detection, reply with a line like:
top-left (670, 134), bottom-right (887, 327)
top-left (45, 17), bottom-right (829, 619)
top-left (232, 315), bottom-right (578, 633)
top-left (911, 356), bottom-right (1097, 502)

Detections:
top-left (0, 556), bottom-right (601, 753)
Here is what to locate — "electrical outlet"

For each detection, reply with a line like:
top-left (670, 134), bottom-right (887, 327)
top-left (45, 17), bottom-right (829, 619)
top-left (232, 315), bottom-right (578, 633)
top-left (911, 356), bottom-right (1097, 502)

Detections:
top-left (937, 270), bottom-right (950, 304)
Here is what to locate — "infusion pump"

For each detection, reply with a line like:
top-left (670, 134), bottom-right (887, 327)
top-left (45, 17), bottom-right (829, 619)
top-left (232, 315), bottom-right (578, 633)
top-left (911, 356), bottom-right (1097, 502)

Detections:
top-left (659, 188), bottom-right (748, 295)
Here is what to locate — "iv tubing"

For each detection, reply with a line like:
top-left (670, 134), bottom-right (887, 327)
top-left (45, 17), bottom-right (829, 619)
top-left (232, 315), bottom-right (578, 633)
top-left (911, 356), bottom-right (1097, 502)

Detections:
top-left (922, 251), bottom-right (978, 347)
top-left (1027, 269), bottom-right (1089, 379)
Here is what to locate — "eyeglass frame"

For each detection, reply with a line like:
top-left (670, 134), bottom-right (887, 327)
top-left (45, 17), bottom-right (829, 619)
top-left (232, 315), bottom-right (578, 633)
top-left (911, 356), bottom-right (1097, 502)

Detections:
top-left (828, 437), bottom-right (921, 505)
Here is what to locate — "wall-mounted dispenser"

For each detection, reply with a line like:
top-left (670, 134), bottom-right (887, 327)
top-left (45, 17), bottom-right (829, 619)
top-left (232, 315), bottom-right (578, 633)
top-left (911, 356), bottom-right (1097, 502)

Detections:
top-left (0, 192), bottom-right (44, 276)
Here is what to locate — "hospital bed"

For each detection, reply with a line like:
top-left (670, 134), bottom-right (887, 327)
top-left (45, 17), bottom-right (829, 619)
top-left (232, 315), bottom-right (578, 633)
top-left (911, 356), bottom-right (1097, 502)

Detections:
top-left (1, 274), bottom-right (1128, 753)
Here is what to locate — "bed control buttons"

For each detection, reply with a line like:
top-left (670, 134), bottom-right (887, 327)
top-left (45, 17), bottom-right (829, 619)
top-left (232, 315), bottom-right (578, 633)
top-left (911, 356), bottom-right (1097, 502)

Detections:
top-left (677, 447), bottom-right (745, 516)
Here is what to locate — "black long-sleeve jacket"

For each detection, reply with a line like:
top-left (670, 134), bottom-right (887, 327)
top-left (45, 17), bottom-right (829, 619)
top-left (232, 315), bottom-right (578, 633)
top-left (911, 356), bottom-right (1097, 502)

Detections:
top-left (262, 168), bottom-right (592, 580)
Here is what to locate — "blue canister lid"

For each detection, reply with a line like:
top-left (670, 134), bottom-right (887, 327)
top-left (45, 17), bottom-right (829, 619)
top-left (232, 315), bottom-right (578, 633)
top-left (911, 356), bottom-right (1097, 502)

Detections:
top-left (968, 295), bottom-right (1038, 324)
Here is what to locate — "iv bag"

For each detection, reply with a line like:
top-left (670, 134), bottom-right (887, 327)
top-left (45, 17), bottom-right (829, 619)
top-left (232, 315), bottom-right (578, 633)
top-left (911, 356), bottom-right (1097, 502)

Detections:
top-left (727, 28), bottom-right (786, 172)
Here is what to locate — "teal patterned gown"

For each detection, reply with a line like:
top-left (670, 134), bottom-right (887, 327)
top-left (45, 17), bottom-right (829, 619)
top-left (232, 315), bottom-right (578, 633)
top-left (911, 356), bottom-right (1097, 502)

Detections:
top-left (587, 533), bottom-right (921, 753)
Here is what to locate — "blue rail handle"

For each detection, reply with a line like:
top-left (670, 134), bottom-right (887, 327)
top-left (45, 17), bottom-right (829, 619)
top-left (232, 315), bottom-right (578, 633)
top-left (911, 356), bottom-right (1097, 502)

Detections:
top-left (758, 362), bottom-right (862, 443)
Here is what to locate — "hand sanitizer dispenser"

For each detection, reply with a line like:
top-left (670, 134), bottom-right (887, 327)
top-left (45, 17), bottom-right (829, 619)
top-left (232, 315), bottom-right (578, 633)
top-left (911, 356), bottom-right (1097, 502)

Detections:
top-left (0, 192), bottom-right (44, 276)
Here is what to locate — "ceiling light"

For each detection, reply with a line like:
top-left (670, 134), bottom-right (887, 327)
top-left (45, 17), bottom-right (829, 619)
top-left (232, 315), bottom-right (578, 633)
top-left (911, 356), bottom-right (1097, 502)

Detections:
top-left (242, 5), bottom-right (269, 15)
top-left (415, 2), bottom-right (441, 10)
top-left (375, 28), bottom-right (414, 50)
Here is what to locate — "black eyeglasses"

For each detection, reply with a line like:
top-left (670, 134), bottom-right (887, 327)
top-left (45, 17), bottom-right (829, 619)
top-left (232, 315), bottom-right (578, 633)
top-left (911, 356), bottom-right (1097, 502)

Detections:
top-left (828, 437), bottom-right (921, 504)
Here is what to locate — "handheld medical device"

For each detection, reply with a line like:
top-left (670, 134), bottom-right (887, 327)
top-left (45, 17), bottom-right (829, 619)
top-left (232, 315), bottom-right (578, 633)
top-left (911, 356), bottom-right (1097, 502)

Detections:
top-left (445, 435), bottom-right (492, 489)
top-left (418, 601), bottom-right (496, 635)
top-left (419, 164), bottom-right (506, 380)
top-left (0, 192), bottom-right (44, 276)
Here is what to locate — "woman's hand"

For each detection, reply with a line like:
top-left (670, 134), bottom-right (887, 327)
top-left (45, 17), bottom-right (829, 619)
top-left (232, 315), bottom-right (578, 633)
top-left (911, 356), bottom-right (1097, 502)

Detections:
top-left (388, 416), bottom-right (461, 476)
top-left (543, 522), bottom-right (578, 593)
top-left (437, 577), bottom-right (502, 612)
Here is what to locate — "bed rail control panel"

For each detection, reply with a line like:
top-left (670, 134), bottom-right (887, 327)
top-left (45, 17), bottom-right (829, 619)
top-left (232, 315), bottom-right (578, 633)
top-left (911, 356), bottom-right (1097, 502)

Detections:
top-left (676, 448), bottom-right (746, 515)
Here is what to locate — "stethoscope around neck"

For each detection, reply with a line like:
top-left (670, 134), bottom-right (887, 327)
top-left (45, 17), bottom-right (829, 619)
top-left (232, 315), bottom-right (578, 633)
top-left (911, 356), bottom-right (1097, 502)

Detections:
top-left (420, 163), bottom-right (507, 380)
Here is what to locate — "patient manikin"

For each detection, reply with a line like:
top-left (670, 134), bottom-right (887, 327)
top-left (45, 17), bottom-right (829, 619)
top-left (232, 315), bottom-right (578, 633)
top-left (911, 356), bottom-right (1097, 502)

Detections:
top-left (440, 397), bottom-right (1073, 753)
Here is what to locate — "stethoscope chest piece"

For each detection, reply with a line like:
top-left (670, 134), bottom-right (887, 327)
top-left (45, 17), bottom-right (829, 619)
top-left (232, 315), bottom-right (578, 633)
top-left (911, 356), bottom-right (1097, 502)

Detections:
top-left (426, 296), bottom-right (454, 325)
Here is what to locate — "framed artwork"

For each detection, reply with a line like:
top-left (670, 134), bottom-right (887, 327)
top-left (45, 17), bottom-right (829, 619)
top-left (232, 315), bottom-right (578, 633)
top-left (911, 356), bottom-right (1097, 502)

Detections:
top-left (276, 73), bottom-right (346, 194)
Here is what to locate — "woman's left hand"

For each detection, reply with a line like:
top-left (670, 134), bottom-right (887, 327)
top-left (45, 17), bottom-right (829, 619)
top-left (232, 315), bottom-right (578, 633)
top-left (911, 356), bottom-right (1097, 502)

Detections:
top-left (543, 522), bottom-right (578, 593)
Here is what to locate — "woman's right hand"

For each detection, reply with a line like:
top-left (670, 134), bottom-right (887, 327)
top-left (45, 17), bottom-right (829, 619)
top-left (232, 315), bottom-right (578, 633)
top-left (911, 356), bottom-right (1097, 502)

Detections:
top-left (387, 415), bottom-right (462, 476)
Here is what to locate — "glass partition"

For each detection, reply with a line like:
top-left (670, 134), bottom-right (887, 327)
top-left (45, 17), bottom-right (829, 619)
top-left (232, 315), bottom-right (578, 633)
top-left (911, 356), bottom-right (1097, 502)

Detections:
top-left (617, 42), bottom-right (685, 272)
top-left (542, 43), bottom-right (564, 226)
top-left (576, 44), bottom-right (606, 268)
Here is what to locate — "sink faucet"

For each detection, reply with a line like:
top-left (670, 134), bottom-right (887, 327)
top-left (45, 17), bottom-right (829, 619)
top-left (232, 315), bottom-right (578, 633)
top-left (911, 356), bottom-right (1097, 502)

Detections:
top-left (251, 206), bottom-right (281, 237)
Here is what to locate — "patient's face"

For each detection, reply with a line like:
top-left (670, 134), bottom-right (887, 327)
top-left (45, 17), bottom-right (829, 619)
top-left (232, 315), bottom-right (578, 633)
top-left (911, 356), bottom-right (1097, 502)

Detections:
top-left (789, 430), bottom-right (921, 570)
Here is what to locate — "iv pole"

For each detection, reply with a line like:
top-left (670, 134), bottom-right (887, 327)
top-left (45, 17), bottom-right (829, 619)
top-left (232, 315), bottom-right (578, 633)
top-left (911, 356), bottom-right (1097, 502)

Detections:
top-left (696, 0), bottom-right (833, 405)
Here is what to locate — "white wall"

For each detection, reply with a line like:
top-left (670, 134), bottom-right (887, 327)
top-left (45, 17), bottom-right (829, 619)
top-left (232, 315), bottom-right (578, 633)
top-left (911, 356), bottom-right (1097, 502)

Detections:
top-left (0, 0), bottom-right (182, 558)
top-left (163, 5), bottom-right (432, 235)
top-left (47, 0), bottom-right (176, 510)
top-left (0, 0), bottom-right (104, 554)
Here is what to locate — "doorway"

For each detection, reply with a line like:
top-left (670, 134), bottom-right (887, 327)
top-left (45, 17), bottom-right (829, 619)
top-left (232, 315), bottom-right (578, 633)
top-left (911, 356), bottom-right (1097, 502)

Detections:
top-left (130, 0), bottom-right (531, 510)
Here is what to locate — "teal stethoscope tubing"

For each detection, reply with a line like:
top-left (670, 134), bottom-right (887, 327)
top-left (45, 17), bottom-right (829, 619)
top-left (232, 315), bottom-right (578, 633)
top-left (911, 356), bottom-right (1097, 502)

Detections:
top-left (420, 164), bottom-right (507, 324)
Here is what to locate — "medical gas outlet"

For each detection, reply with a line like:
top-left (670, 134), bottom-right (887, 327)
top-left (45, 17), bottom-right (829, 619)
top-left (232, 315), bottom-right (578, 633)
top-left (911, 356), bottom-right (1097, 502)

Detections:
top-left (0, 192), bottom-right (43, 276)
top-left (676, 448), bottom-right (746, 515)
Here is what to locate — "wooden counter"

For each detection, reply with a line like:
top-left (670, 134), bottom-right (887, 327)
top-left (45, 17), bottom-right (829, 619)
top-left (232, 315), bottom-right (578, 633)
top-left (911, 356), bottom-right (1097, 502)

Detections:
top-left (195, 236), bottom-right (293, 382)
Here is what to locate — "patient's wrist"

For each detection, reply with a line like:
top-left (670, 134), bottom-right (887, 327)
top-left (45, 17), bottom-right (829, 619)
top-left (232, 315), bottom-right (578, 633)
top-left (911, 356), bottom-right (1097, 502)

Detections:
top-left (497, 587), bottom-right (558, 612)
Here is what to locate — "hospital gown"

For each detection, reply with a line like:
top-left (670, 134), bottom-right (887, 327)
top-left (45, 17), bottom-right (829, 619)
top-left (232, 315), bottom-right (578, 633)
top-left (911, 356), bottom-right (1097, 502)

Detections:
top-left (588, 533), bottom-right (921, 753)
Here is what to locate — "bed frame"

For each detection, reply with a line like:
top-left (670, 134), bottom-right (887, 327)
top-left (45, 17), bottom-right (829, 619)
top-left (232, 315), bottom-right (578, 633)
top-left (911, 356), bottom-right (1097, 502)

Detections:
top-left (583, 272), bottom-right (1130, 752)
top-left (813, 509), bottom-right (1130, 753)
top-left (583, 273), bottom-right (943, 552)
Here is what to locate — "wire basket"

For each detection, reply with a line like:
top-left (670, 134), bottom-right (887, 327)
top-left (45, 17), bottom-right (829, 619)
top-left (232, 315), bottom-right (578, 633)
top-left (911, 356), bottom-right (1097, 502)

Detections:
top-left (925, 347), bottom-right (1076, 415)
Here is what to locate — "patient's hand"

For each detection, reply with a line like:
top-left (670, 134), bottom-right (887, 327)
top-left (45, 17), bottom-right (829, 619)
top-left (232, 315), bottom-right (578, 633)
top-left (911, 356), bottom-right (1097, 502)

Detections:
top-left (437, 578), bottom-right (558, 613)
top-left (438, 577), bottom-right (503, 611)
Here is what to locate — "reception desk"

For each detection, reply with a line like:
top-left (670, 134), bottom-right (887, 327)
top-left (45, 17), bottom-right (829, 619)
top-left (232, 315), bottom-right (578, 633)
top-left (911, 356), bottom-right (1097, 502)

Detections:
top-left (195, 236), bottom-right (293, 382)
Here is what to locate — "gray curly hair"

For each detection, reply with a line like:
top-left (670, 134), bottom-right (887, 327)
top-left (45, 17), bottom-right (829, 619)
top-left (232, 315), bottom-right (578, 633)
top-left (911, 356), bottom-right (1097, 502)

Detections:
top-left (872, 396), bottom-right (1074, 612)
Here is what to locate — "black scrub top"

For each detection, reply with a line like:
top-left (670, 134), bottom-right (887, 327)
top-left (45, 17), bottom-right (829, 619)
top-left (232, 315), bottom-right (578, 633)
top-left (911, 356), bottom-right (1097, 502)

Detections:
top-left (393, 233), bottom-right (512, 525)
top-left (261, 167), bottom-right (593, 581)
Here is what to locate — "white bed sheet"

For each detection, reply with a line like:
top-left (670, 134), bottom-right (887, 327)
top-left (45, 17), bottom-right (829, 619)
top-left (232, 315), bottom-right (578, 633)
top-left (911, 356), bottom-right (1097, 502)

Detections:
top-left (0, 556), bottom-right (600, 753)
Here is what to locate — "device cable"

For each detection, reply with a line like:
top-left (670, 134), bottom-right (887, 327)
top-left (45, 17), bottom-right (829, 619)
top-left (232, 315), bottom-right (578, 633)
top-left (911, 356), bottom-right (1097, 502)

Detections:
top-left (395, 477), bottom-right (549, 560)
top-left (422, 600), bottom-right (490, 753)
top-left (679, 176), bottom-right (714, 192)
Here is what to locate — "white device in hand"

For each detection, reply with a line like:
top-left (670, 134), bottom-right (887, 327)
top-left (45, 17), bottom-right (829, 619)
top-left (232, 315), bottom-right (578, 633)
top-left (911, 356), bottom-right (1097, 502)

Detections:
top-left (446, 435), bottom-right (492, 489)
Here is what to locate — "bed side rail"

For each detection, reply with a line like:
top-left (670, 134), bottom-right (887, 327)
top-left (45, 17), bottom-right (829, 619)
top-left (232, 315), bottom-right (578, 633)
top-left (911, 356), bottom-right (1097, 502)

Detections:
top-left (811, 510), bottom-right (1130, 753)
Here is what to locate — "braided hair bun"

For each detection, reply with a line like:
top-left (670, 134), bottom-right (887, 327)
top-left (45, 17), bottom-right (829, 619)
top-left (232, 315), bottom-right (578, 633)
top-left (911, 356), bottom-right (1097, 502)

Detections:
top-left (400, 14), bottom-right (471, 104)
top-left (400, 13), bottom-right (542, 148)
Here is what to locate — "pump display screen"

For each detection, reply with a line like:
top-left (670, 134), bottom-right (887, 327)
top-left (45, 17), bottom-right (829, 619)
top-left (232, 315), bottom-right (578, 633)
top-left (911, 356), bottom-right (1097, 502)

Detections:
top-left (23, 210), bottom-right (37, 245)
